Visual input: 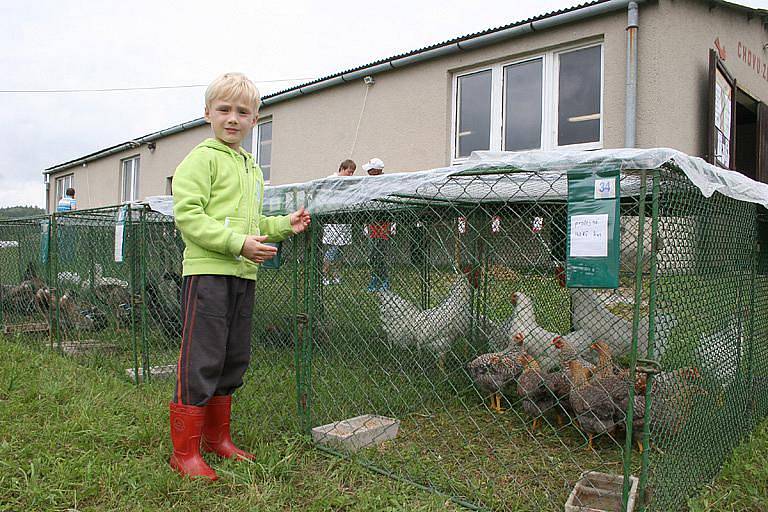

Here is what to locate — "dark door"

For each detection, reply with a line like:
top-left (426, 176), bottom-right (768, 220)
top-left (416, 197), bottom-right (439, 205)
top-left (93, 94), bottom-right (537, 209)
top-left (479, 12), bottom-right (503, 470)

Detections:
top-left (707, 49), bottom-right (737, 169)
top-left (757, 102), bottom-right (768, 184)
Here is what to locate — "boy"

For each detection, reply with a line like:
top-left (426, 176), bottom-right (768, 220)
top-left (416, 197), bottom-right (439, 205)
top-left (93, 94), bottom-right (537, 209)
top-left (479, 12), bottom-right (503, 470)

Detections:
top-left (170, 72), bottom-right (311, 481)
top-left (322, 159), bottom-right (355, 285)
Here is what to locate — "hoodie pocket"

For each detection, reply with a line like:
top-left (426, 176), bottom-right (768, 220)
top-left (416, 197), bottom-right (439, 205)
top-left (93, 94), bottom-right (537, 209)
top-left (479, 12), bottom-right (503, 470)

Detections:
top-left (225, 216), bottom-right (248, 234)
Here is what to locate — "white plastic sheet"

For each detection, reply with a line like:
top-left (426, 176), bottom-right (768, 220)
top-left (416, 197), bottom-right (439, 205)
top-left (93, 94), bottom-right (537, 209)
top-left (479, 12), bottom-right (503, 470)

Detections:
top-left (146, 148), bottom-right (768, 217)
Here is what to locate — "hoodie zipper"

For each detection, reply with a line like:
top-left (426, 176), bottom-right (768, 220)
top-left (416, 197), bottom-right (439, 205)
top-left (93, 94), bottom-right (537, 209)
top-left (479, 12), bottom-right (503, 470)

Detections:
top-left (243, 153), bottom-right (253, 253)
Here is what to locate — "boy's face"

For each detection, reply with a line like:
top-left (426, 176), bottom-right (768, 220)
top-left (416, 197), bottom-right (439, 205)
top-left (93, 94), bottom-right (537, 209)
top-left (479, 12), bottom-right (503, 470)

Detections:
top-left (339, 167), bottom-right (355, 176)
top-left (205, 97), bottom-right (258, 150)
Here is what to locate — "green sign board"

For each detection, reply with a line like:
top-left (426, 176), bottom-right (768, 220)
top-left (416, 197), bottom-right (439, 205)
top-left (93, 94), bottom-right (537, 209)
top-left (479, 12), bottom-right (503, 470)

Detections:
top-left (566, 167), bottom-right (621, 288)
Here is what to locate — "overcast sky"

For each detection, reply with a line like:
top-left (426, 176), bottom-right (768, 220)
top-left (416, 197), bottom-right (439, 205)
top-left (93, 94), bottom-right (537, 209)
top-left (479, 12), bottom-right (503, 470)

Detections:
top-left (1, 0), bottom-right (766, 208)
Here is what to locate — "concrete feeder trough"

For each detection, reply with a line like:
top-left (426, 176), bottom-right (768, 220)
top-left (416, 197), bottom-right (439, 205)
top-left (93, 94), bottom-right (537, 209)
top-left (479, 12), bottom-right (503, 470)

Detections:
top-left (125, 364), bottom-right (177, 382)
top-left (59, 340), bottom-right (119, 356)
top-left (564, 471), bottom-right (639, 512)
top-left (312, 414), bottom-right (400, 452)
top-left (3, 322), bottom-right (49, 335)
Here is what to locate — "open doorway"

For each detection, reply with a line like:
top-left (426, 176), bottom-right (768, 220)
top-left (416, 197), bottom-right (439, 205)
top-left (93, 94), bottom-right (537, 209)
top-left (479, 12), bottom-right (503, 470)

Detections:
top-left (734, 88), bottom-right (758, 180)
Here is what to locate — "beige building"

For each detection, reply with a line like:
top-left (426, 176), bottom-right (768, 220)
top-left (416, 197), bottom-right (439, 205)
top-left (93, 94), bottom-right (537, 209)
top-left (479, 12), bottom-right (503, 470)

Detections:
top-left (45, 0), bottom-right (768, 212)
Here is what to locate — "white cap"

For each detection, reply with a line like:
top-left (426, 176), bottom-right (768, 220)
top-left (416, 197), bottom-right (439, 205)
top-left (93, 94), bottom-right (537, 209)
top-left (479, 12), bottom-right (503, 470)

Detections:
top-left (362, 158), bottom-right (384, 172)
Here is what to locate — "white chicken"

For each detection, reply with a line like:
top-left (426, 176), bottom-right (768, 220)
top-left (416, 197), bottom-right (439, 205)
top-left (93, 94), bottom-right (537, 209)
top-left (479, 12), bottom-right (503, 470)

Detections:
top-left (480, 306), bottom-right (518, 353)
top-left (695, 317), bottom-right (743, 389)
top-left (378, 270), bottom-right (476, 362)
top-left (571, 288), bottom-right (676, 359)
top-left (508, 292), bottom-right (562, 371)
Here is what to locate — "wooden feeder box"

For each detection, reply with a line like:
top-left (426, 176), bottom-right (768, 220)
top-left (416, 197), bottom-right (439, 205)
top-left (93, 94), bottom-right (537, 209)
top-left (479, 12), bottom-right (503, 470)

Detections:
top-left (3, 322), bottom-right (49, 335)
top-left (59, 340), bottom-right (118, 356)
top-left (564, 471), bottom-right (639, 512)
top-left (312, 414), bottom-right (400, 452)
top-left (125, 364), bottom-right (176, 382)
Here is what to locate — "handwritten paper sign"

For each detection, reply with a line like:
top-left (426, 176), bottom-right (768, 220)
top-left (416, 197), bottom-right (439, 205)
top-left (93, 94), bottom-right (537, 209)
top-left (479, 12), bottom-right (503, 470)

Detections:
top-left (114, 205), bottom-right (129, 262)
top-left (570, 214), bottom-right (608, 257)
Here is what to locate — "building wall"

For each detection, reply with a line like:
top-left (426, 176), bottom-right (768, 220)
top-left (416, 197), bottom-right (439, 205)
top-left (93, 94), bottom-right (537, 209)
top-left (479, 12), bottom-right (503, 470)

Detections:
top-left (45, 0), bottom-right (768, 211)
top-left (260, 8), bottom-right (630, 184)
top-left (47, 126), bottom-right (207, 211)
top-left (639, 0), bottom-right (768, 155)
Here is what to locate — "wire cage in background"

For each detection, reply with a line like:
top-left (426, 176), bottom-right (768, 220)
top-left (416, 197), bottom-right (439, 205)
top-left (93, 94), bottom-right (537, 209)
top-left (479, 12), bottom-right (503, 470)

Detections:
top-left (0, 148), bottom-right (766, 511)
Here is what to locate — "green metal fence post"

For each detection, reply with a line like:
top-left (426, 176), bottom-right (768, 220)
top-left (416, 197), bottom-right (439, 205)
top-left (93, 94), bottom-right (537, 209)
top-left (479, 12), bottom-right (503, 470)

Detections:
top-left (139, 207), bottom-right (150, 383)
top-left (127, 207), bottom-right (140, 385)
top-left (293, 226), bottom-right (303, 434)
top-left (746, 206), bottom-right (758, 427)
top-left (50, 212), bottom-right (61, 351)
top-left (637, 170), bottom-right (661, 511)
top-left (622, 169), bottom-right (648, 511)
top-left (303, 221), bottom-right (318, 435)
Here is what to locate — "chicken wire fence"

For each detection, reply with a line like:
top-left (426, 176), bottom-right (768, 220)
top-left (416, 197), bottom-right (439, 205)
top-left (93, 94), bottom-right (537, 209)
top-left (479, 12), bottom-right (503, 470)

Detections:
top-left (1, 156), bottom-right (767, 511)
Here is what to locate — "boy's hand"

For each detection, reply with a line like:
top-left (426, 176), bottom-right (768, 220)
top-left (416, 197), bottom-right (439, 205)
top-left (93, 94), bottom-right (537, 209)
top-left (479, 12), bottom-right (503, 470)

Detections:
top-left (241, 235), bottom-right (278, 263)
top-left (289, 207), bottom-right (311, 234)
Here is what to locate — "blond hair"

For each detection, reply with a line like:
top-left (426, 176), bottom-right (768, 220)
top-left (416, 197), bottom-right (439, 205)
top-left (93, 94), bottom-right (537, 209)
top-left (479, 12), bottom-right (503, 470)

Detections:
top-left (205, 72), bottom-right (261, 111)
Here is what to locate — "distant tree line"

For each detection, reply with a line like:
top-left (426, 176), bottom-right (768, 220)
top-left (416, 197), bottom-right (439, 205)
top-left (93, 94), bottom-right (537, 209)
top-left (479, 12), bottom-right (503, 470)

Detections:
top-left (0, 206), bottom-right (46, 220)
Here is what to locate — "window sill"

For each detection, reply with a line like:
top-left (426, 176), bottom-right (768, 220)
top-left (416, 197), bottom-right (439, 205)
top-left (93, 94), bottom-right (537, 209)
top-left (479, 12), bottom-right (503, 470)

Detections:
top-left (450, 142), bottom-right (603, 166)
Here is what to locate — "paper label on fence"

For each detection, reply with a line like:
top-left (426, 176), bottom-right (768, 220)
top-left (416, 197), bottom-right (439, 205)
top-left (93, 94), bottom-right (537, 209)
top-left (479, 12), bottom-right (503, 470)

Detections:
top-left (569, 214), bottom-right (608, 257)
top-left (594, 178), bottom-right (616, 199)
top-left (114, 206), bottom-right (128, 262)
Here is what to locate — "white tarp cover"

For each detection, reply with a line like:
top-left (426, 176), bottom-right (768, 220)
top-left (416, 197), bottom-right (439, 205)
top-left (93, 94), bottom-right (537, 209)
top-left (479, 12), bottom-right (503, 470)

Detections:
top-left (146, 148), bottom-right (768, 217)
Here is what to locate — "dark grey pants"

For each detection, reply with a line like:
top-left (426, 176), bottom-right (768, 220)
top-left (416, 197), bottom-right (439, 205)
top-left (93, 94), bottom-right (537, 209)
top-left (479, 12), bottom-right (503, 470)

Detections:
top-left (174, 275), bottom-right (255, 406)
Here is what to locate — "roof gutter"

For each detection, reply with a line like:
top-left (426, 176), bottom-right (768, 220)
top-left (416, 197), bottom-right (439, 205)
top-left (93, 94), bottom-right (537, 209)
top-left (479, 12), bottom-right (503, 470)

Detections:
top-left (44, 119), bottom-right (207, 174)
top-left (625, 2), bottom-right (639, 147)
top-left (46, 0), bottom-right (648, 175)
top-left (262, 0), bottom-right (649, 106)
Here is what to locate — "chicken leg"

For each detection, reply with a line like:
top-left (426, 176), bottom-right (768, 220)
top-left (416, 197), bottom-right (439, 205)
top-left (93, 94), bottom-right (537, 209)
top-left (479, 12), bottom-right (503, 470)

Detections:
top-left (490, 392), bottom-right (506, 413)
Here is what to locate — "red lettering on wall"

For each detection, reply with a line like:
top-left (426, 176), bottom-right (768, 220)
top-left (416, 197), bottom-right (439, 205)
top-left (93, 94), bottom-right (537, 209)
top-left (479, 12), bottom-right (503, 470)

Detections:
top-left (733, 40), bottom-right (768, 83)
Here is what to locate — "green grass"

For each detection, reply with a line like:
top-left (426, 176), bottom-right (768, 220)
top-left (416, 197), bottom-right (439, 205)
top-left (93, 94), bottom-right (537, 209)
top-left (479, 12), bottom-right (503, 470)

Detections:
top-left (0, 340), bottom-right (459, 512)
top-left (687, 419), bottom-right (768, 512)
top-left (3, 262), bottom-right (768, 511)
top-left (2, 336), bottom-right (767, 512)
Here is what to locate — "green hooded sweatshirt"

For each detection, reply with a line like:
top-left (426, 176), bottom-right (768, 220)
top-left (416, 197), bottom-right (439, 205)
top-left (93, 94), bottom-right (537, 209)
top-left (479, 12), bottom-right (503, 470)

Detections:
top-left (172, 138), bottom-right (293, 280)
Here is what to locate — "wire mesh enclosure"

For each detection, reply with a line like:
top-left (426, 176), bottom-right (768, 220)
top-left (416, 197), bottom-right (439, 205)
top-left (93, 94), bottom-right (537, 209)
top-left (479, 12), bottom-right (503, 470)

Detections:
top-left (1, 149), bottom-right (766, 511)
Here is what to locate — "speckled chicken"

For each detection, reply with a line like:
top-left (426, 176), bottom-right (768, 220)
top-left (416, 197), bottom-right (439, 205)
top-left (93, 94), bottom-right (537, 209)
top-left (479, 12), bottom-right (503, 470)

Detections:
top-left (589, 340), bottom-right (632, 402)
top-left (515, 353), bottom-right (570, 430)
top-left (467, 349), bottom-right (523, 413)
top-left (568, 359), bottom-right (617, 450)
top-left (552, 335), bottom-right (596, 376)
top-left (626, 367), bottom-right (704, 451)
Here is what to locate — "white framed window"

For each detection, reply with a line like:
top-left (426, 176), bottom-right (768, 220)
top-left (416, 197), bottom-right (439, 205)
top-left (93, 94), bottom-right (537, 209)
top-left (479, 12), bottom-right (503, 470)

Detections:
top-left (120, 155), bottom-right (140, 202)
top-left (55, 174), bottom-right (74, 202)
top-left (254, 120), bottom-right (272, 182)
top-left (451, 41), bottom-right (603, 163)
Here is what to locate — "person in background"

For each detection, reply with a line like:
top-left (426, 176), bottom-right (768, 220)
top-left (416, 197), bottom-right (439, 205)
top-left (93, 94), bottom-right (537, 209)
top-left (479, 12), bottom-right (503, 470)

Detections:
top-left (322, 159), bottom-right (356, 285)
top-left (363, 158), bottom-right (393, 292)
top-left (57, 188), bottom-right (77, 211)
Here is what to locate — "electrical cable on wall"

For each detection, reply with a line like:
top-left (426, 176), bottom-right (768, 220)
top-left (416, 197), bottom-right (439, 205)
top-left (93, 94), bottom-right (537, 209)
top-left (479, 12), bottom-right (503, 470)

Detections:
top-left (0, 77), bottom-right (314, 94)
top-left (349, 77), bottom-right (374, 158)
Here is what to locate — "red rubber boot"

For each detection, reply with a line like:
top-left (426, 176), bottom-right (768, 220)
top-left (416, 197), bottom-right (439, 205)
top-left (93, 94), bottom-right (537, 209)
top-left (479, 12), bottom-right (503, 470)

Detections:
top-left (201, 395), bottom-right (255, 460)
top-left (169, 402), bottom-right (218, 480)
